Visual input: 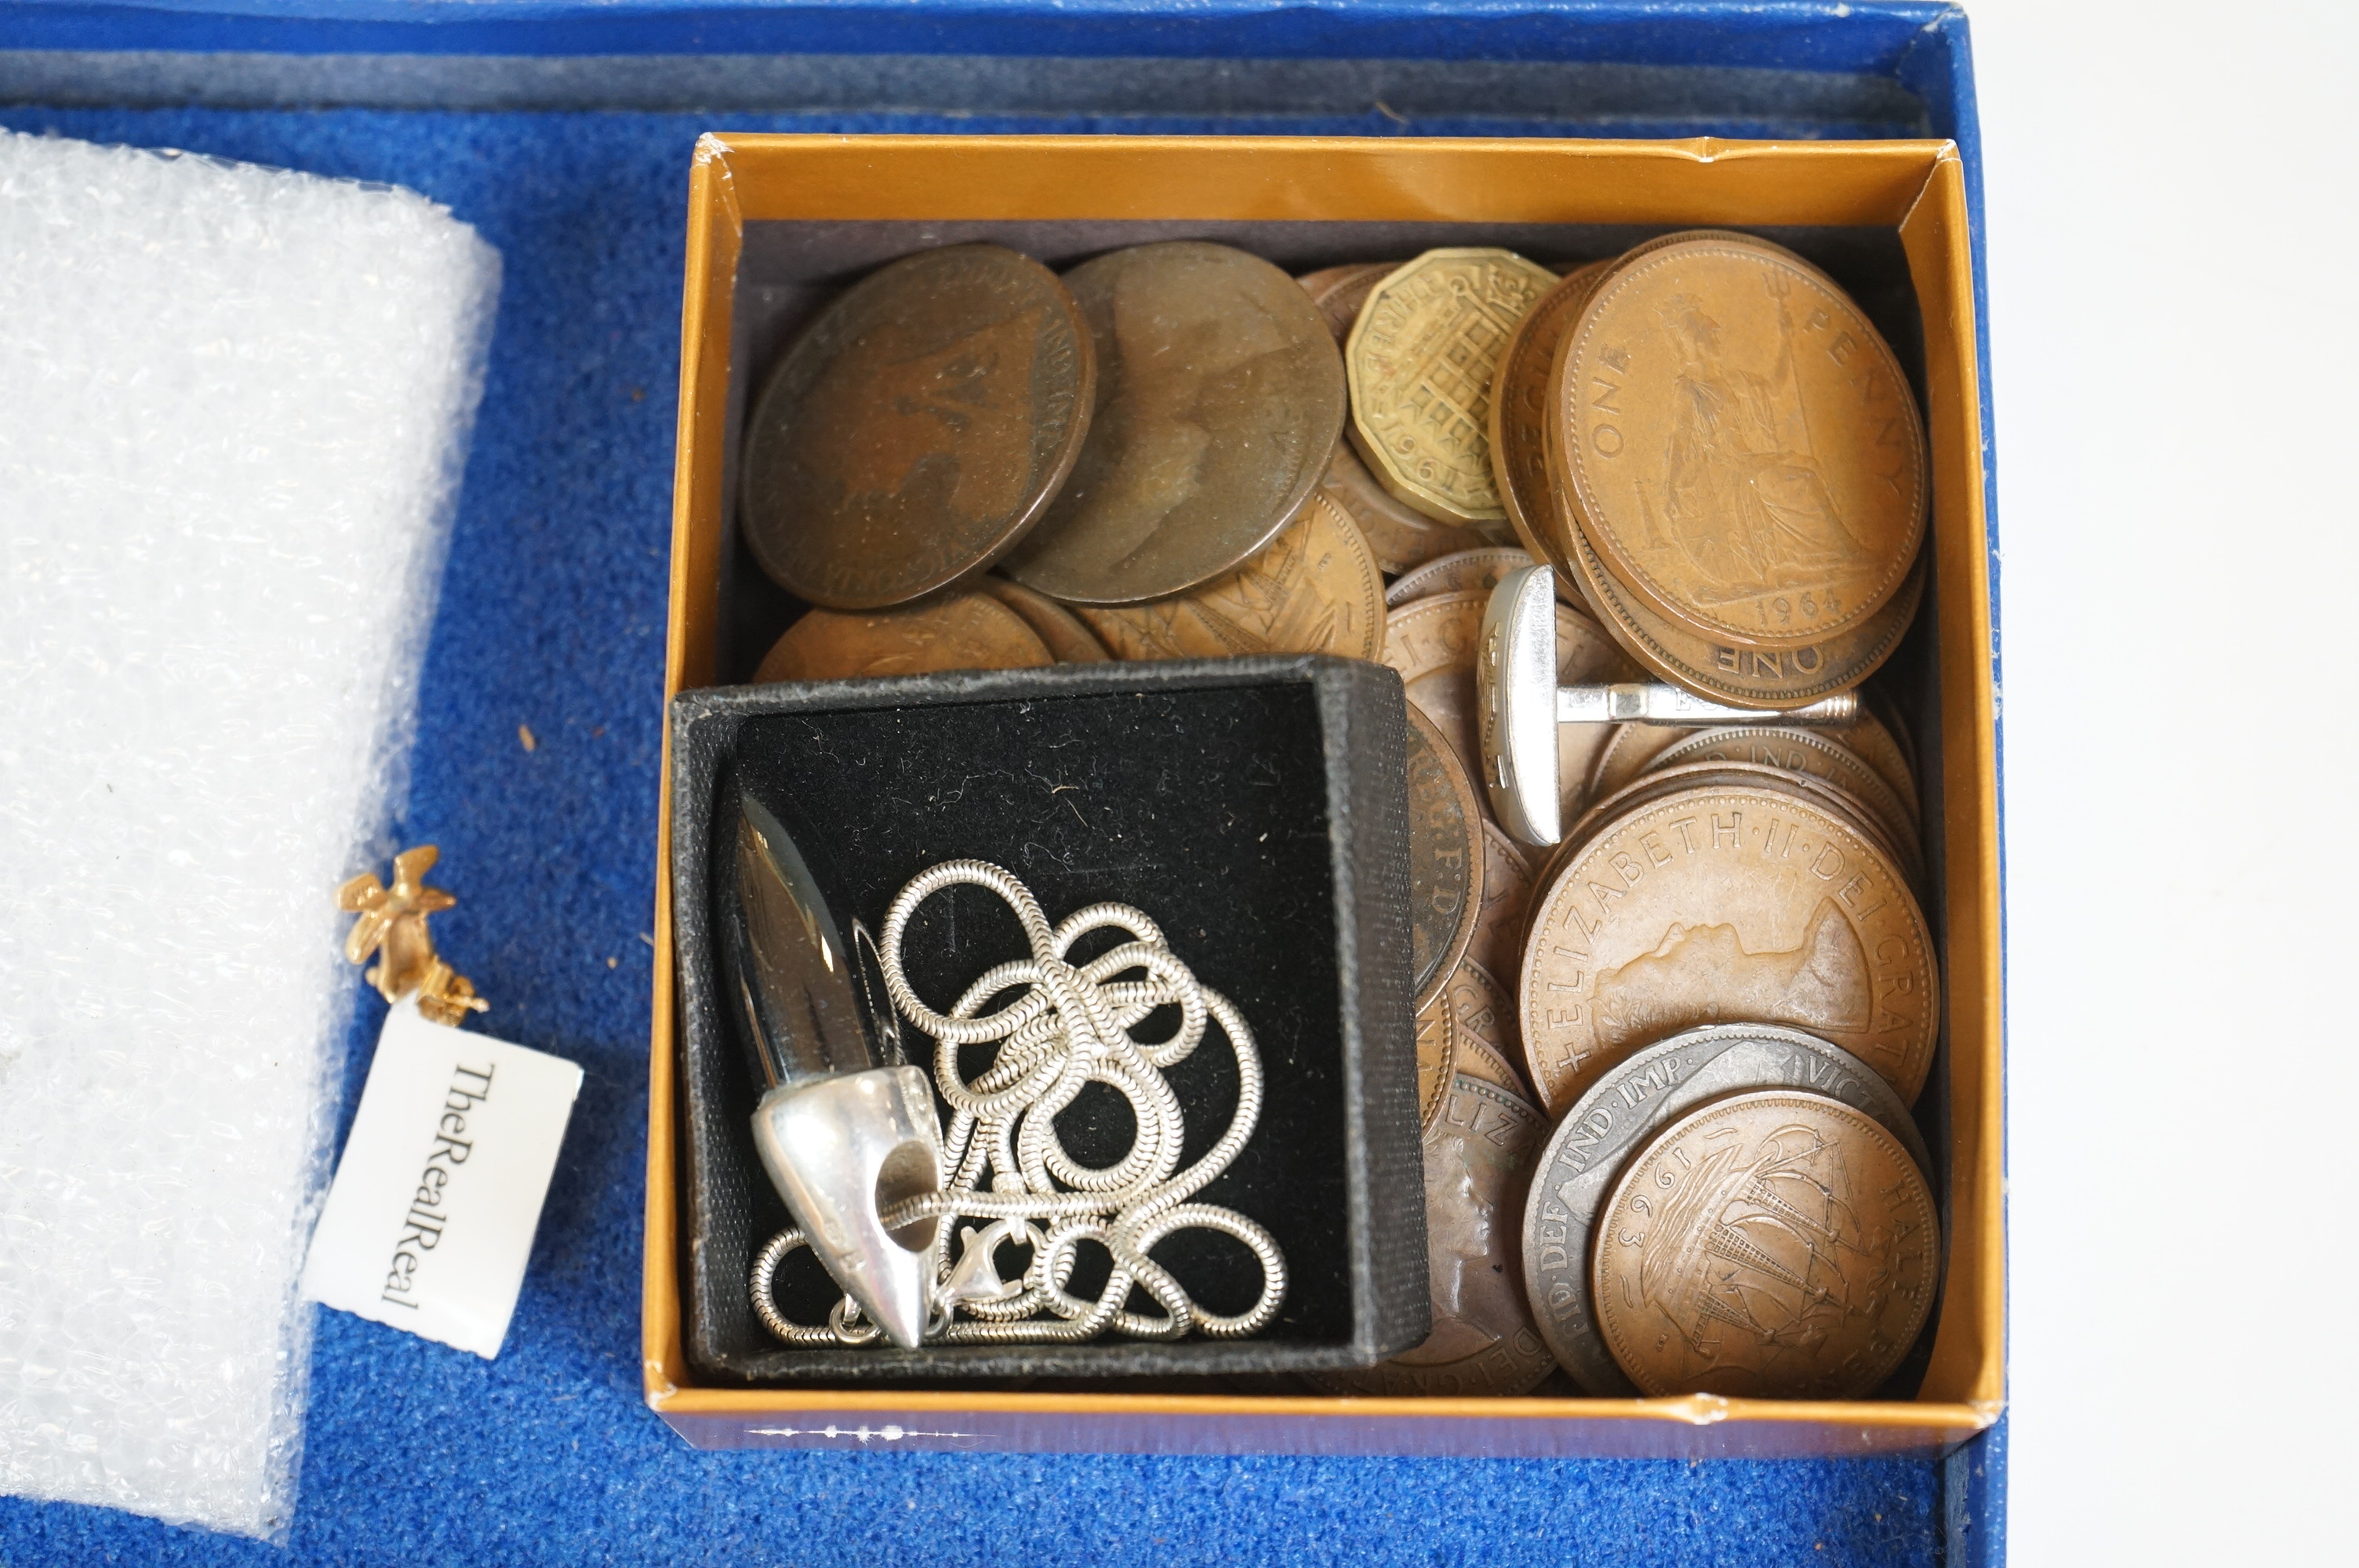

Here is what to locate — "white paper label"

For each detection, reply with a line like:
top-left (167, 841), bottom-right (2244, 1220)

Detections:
top-left (300, 997), bottom-right (583, 1358)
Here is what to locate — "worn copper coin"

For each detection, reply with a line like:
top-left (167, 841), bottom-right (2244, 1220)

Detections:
top-left (1405, 706), bottom-right (1482, 1011)
top-left (1001, 241), bottom-right (1346, 604)
top-left (1558, 237), bottom-right (1928, 649)
top-left (754, 593), bottom-right (1055, 682)
top-left (1347, 249), bottom-right (1558, 525)
top-left (1522, 1024), bottom-right (1927, 1392)
top-left (1385, 546), bottom-right (1548, 609)
top-left (1652, 727), bottom-right (1917, 860)
top-left (1519, 778), bottom-right (1938, 1106)
top-left (741, 244), bottom-right (1093, 610)
top-left (1316, 438), bottom-right (1470, 575)
top-left (1447, 960), bottom-right (1528, 1097)
top-left (1074, 493), bottom-right (1383, 662)
top-left (1489, 260), bottom-right (1612, 562)
top-left (977, 574), bottom-right (1110, 662)
top-left (1308, 1075), bottom-right (1554, 1397)
top-left (1846, 704), bottom-right (1921, 824)
top-left (1467, 822), bottom-right (1534, 987)
top-left (1590, 713), bottom-right (1917, 828)
top-left (1297, 260), bottom-right (1400, 343)
top-left (1591, 1090), bottom-right (1938, 1399)
top-left (1415, 985), bottom-right (1459, 1135)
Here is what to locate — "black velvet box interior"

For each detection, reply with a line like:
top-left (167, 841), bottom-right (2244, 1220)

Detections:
top-left (668, 656), bottom-right (1429, 1381)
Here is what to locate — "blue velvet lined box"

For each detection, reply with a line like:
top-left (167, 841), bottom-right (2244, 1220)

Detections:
top-left (0, 5), bottom-right (2003, 1564)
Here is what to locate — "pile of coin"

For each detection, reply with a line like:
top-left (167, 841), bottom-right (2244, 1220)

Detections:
top-left (739, 234), bottom-right (1943, 1402)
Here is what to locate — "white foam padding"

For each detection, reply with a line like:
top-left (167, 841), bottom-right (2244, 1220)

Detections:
top-left (0, 131), bottom-right (500, 1537)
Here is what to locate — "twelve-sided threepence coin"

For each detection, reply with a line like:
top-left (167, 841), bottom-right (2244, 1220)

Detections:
top-left (1521, 1022), bottom-right (1925, 1394)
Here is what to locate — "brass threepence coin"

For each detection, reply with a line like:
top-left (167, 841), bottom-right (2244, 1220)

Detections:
top-left (1556, 236), bottom-right (1928, 649)
top-left (1556, 500), bottom-right (1925, 708)
top-left (1297, 260), bottom-right (1401, 343)
top-left (1001, 241), bottom-right (1346, 604)
top-left (1073, 493), bottom-right (1383, 662)
top-left (1519, 779), bottom-right (1938, 1105)
top-left (1347, 249), bottom-right (1558, 525)
top-left (741, 243), bottom-right (1093, 610)
top-left (978, 574), bottom-right (1110, 662)
top-left (754, 593), bottom-right (1055, 682)
top-left (1467, 822), bottom-right (1534, 986)
top-left (1405, 705), bottom-right (1482, 1011)
top-left (1591, 1090), bottom-right (1938, 1399)
top-left (1414, 985), bottom-right (1459, 1134)
top-left (1489, 260), bottom-right (1611, 561)
top-left (1309, 1075), bottom-right (1554, 1398)
top-left (1652, 726), bottom-right (1917, 852)
top-left (1316, 439), bottom-right (1467, 575)
top-left (1446, 960), bottom-right (1528, 1097)
top-left (1524, 1025), bottom-right (1927, 1394)
top-left (1385, 546), bottom-right (1547, 609)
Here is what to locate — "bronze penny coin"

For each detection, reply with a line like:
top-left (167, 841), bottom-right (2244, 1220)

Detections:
top-left (1308, 1074), bottom-right (1554, 1398)
top-left (754, 593), bottom-right (1054, 682)
top-left (1415, 985), bottom-right (1459, 1136)
top-left (1072, 493), bottom-right (1383, 662)
top-left (1001, 241), bottom-right (1346, 604)
top-left (1587, 721), bottom-right (1688, 809)
top-left (1555, 495), bottom-right (1925, 708)
top-left (1316, 439), bottom-right (1472, 575)
top-left (1652, 726), bottom-right (1918, 857)
top-left (1557, 236), bottom-right (1929, 649)
top-left (1405, 705), bottom-right (1482, 1011)
top-left (1347, 249), bottom-right (1559, 525)
top-left (1489, 260), bottom-right (1612, 562)
top-left (1591, 1090), bottom-right (1938, 1399)
top-left (740, 243), bottom-right (1094, 610)
top-left (1297, 260), bottom-right (1401, 343)
top-left (977, 574), bottom-right (1110, 662)
top-left (1447, 960), bottom-right (1528, 1097)
top-left (1523, 1024), bottom-right (1928, 1392)
top-left (1590, 713), bottom-right (1917, 829)
top-left (1384, 546), bottom-right (1548, 609)
top-left (1467, 822), bottom-right (1534, 988)
top-left (1519, 778), bottom-right (1938, 1106)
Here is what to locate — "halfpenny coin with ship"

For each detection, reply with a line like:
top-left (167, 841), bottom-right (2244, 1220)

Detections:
top-left (740, 243), bottom-right (1093, 610)
top-left (1557, 236), bottom-right (1928, 649)
top-left (1591, 1090), bottom-right (1938, 1399)
top-left (1002, 241), bottom-right (1345, 604)
top-left (1523, 1024), bottom-right (1927, 1393)
top-left (1348, 249), bottom-right (1558, 525)
top-left (1405, 706), bottom-right (1483, 1011)
top-left (1519, 779), bottom-right (1937, 1106)
top-left (1073, 493), bottom-right (1383, 662)
top-left (1308, 1075), bottom-right (1554, 1398)
top-left (754, 593), bottom-right (1054, 682)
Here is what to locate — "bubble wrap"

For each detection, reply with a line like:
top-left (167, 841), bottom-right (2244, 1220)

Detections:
top-left (0, 130), bottom-right (500, 1538)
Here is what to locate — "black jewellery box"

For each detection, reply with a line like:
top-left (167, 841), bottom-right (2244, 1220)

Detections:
top-left (667, 655), bottom-right (1430, 1381)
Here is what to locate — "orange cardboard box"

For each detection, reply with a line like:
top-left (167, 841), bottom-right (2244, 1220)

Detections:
top-left (646, 133), bottom-right (2000, 1458)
